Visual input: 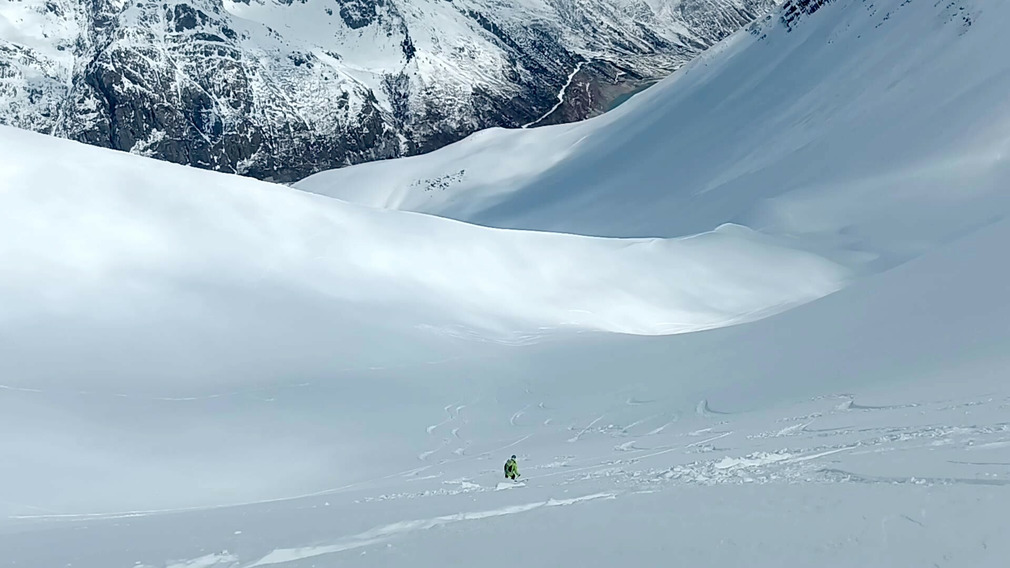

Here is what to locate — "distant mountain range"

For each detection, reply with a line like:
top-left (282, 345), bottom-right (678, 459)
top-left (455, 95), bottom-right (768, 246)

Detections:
top-left (0, 0), bottom-right (778, 181)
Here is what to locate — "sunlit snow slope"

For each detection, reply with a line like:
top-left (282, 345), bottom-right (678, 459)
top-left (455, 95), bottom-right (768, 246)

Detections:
top-left (4, 0), bottom-right (1010, 567)
top-left (0, 123), bottom-right (846, 513)
top-left (298, 0), bottom-right (1010, 272)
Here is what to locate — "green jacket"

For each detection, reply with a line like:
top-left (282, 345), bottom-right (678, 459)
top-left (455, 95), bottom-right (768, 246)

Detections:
top-left (504, 458), bottom-right (519, 477)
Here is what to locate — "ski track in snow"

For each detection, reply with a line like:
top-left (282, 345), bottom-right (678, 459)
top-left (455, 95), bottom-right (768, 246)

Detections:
top-left (687, 431), bottom-right (733, 447)
top-left (620, 415), bottom-right (654, 435)
top-left (567, 414), bottom-right (605, 443)
top-left (481, 434), bottom-right (533, 457)
top-left (646, 421), bottom-right (675, 436)
top-left (164, 553), bottom-right (239, 568)
top-left (509, 406), bottom-right (529, 427)
top-left (142, 390), bottom-right (1010, 568)
top-left (245, 493), bottom-right (616, 567)
top-left (37, 386), bottom-right (969, 521)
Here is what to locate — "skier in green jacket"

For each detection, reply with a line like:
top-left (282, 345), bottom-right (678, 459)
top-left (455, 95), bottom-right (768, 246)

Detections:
top-left (504, 455), bottom-right (520, 480)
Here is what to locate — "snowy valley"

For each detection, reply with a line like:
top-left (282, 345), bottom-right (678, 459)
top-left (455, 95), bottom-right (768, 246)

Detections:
top-left (0, 0), bottom-right (777, 180)
top-left (3, 0), bottom-right (1010, 566)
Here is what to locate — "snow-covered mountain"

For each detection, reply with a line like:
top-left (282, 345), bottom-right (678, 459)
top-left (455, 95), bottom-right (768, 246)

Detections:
top-left (4, 0), bottom-right (1010, 566)
top-left (0, 0), bottom-right (777, 181)
top-left (297, 0), bottom-right (1006, 260)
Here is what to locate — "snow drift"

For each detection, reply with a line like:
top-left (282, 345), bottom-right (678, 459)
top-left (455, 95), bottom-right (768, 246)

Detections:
top-left (0, 126), bottom-right (846, 351)
top-left (0, 124), bottom-right (846, 513)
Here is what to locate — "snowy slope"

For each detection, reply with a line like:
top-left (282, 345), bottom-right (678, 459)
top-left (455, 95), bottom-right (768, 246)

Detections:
top-left (6, 211), bottom-right (1010, 565)
top-left (0, 0), bottom-right (778, 181)
top-left (5, 0), bottom-right (1010, 566)
top-left (4, 129), bottom-right (1010, 565)
top-left (0, 123), bottom-right (850, 515)
top-left (298, 0), bottom-right (1010, 273)
top-left (0, 126), bottom-right (845, 343)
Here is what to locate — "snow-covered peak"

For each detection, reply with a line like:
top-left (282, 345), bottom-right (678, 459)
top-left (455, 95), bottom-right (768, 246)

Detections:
top-left (0, 0), bottom-right (777, 180)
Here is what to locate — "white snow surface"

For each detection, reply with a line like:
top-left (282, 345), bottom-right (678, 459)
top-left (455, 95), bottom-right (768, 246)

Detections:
top-left (5, 0), bottom-right (1010, 566)
top-left (298, 0), bottom-right (1010, 270)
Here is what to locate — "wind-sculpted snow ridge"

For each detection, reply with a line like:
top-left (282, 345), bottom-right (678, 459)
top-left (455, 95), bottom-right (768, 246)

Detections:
top-left (0, 126), bottom-right (846, 345)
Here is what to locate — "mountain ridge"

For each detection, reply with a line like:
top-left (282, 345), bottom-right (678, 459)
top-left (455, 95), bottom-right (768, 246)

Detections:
top-left (0, 0), bottom-right (778, 181)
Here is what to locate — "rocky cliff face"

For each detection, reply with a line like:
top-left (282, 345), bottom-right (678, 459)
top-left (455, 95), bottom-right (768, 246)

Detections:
top-left (0, 0), bottom-right (779, 181)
